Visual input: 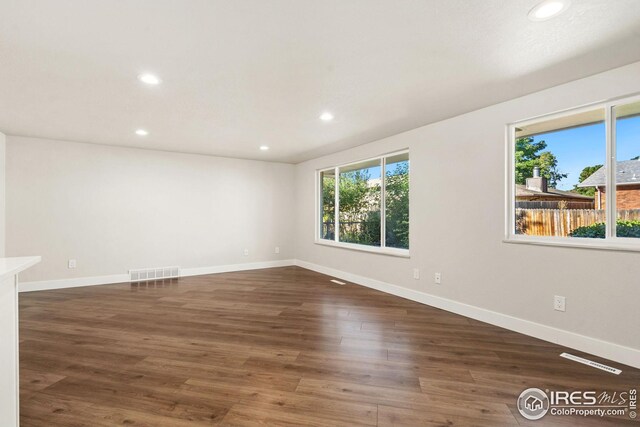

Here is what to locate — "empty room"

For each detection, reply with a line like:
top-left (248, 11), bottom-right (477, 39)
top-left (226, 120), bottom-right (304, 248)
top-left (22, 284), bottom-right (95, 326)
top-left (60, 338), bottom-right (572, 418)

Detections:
top-left (1, 0), bottom-right (640, 426)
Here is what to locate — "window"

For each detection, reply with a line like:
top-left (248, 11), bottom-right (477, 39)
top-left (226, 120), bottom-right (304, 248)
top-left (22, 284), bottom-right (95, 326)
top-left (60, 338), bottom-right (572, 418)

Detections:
top-left (507, 94), bottom-right (640, 249)
top-left (339, 159), bottom-right (381, 246)
top-left (320, 169), bottom-right (335, 241)
top-left (614, 100), bottom-right (640, 239)
top-left (385, 153), bottom-right (410, 248)
top-left (318, 151), bottom-right (409, 255)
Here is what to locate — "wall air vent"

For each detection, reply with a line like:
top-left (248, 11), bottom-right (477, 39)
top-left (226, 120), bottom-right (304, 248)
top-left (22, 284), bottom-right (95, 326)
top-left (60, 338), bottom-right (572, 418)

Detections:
top-left (129, 266), bottom-right (180, 282)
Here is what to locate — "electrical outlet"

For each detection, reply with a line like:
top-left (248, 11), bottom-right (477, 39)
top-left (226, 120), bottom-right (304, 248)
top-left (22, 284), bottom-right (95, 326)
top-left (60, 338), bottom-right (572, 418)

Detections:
top-left (275, 247), bottom-right (280, 254)
top-left (413, 268), bottom-right (420, 280)
top-left (434, 272), bottom-right (441, 284)
top-left (68, 259), bottom-right (77, 269)
top-left (554, 295), bottom-right (566, 312)
top-left (243, 249), bottom-right (249, 256)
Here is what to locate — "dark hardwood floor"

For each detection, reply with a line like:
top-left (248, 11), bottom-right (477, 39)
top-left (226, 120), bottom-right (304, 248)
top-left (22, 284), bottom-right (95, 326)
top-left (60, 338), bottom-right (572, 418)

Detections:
top-left (19, 266), bottom-right (639, 426)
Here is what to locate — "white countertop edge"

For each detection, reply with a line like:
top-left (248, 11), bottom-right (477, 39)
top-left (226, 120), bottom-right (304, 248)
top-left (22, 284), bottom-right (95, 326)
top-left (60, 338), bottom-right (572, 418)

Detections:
top-left (0, 256), bottom-right (41, 281)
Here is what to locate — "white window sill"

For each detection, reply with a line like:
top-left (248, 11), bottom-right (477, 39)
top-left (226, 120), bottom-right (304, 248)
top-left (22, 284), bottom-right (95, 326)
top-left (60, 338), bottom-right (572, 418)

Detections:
top-left (504, 235), bottom-right (640, 252)
top-left (314, 239), bottom-right (410, 258)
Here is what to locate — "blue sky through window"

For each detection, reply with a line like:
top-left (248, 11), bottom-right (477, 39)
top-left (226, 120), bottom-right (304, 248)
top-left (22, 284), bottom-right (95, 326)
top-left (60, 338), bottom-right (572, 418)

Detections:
top-left (530, 116), bottom-right (640, 190)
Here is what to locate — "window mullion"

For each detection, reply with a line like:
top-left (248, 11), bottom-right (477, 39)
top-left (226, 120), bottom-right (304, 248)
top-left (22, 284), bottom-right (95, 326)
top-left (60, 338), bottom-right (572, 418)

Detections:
top-left (334, 167), bottom-right (339, 242)
top-left (318, 172), bottom-right (321, 240)
top-left (508, 125), bottom-right (516, 238)
top-left (380, 158), bottom-right (386, 248)
top-left (605, 105), bottom-right (616, 240)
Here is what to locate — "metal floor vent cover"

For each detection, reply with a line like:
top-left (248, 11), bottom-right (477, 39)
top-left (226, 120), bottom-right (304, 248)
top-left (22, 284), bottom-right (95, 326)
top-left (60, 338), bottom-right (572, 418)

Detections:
top-left (560, 352), bottom-right (621, 375)
top-left (129, 266), bottom-right (180, 282)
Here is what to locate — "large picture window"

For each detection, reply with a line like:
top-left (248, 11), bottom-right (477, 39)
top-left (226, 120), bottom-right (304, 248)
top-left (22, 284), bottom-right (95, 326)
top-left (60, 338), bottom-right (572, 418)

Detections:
top-left (318, 151), bottom-right (409, 255)
top-left (507, 94), bottom-right (640, 249)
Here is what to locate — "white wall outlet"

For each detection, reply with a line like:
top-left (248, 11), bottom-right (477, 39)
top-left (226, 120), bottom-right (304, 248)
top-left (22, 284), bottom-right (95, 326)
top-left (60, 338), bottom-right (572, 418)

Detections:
top-left (68, 259), bottom-right (77, 269)
top-left (413, 268), bottom-right (420, 280)
top-left (275, 247), bottom-right (280, 254)
top-left (243, 249), bottom-right (249, 256)
top-left (434, 272), bottom-right (441, 284)
top-left (554, 295), bottom-right (566, 312)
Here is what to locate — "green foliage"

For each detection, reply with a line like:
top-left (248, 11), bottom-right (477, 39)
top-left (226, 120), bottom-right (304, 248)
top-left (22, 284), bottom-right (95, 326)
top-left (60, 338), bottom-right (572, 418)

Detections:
top-left (385, 162), bottom-right (409, 249)
top-left (515, 137), bottom-right (567, 188)
top-left (346, 209), bottom-right (381, 246)
top-left (568, 222), bottom-right (606, 238)
top-left (338, 169), bottom-right (381, 246)
top-left (321, 162), bottom-right (409, 249)
top-left (569, 220), bottom-right (640, 238)
top-left (321, 174), bottom-right (335, 239)
top-left (339, 170), bottom-right (377, 218)
top-left (572, 164), bottom-right (602, 197)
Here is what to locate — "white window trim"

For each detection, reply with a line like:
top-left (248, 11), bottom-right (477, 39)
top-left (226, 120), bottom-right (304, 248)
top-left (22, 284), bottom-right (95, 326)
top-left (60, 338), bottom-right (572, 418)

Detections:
top-left (504, 92), bottom-right (640, 251)
top-left (315, 239), bottom-right (411, 258)
top-left (315, 149), bottom-right (410, 257)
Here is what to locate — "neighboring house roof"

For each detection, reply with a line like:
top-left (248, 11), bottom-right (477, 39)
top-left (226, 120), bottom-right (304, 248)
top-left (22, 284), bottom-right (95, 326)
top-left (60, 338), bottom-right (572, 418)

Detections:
top-left (515, 184), bottom-right (593, 200)
top-left (578, 160), bottom-right (640, 187)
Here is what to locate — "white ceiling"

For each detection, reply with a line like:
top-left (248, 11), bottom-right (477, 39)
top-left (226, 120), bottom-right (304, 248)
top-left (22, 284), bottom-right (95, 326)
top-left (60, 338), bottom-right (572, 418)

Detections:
top-left (1, 0), bottom-right (640, 163)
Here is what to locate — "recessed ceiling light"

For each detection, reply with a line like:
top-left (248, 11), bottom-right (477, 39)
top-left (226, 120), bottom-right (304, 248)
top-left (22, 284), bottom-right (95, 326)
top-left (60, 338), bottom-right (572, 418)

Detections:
top-left (259, 145), bottom-right (269, 151)
top-left (528, 0), bottom-right (570, 21)
top-left (319, 112), bottom-right (334, 122)
top-left (135, 129), bottom-right (149, 136)
top-left (137, 73), bottom-right (161, 85)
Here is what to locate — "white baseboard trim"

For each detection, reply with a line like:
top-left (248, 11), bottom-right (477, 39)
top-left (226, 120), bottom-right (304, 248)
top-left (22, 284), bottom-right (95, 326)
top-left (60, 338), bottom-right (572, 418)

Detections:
top-left (19, 273), bottom-right (131, 293)
top-left (19, 259), bottom-right (295, 293)
top-left (294, 259), bottom-right (640, 370)
top-left (180, 260), bottom-right (295, 277)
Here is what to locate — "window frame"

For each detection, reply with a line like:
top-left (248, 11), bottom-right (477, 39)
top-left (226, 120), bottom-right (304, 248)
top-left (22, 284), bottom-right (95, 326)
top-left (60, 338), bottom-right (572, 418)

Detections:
top-left (504, 92), bottom-right (640, 252)
top-left (315, 149), bottom-right (410, 258)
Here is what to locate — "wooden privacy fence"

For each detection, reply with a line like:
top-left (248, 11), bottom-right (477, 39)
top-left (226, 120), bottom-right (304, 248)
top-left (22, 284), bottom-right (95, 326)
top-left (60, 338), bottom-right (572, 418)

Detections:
top-left (515, 201), bottom-right (594, 210)
top-left (516, 208), bottom-right (640, 237)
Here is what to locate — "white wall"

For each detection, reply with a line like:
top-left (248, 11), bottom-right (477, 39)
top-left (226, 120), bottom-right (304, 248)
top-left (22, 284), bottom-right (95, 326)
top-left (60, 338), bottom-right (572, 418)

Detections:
top-left (294, 61), bottom-right (640, 361)
top-left (0, 132), bottom-right (5, 257)
top-left (6, 137), bottom-right (295, 283)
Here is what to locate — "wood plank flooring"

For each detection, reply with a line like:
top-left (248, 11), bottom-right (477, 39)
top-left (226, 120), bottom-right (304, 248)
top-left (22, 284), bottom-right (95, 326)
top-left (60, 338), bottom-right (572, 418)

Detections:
top-left (19, 266), bottom-right (640, 426)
